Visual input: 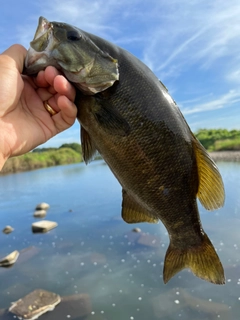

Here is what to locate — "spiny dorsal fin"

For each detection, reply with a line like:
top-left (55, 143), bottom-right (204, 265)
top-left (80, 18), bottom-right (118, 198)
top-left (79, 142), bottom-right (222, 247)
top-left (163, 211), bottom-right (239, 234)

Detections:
top-left (81, 126), bottom-right (97, 164)
top-left (192, 135), bottom-right (225, 210)
top-left (122, 190), bottom-right (158, 224)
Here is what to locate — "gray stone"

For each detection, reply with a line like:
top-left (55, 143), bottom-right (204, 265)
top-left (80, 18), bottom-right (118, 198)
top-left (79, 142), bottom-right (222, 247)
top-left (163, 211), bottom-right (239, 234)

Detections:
top-left (132, 227), bottom-right (141, 233)
top-left (35, 203), bottom-right (50, 211)
top-left (2, 225), bottom-right (14, 234)
top-left (9, 289), bottom-right (61, 320)
top-left (33, 210), bottom-right (47, 218)
top-left (32, 221), bottom-right (58, 233)
top-left (0, 250), bottom-right (19, 267)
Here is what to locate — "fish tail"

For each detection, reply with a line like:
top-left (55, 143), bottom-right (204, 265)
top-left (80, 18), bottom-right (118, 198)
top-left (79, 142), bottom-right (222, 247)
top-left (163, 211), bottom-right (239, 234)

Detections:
top-left (163, 233), bottom-right (225, 285)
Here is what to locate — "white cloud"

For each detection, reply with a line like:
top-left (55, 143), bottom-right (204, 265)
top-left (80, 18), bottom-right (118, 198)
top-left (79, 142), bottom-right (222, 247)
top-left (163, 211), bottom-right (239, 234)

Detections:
top-left (141, 0), bottom-right (240, 81)
top-left (181, 90), bottom-right (240, 115)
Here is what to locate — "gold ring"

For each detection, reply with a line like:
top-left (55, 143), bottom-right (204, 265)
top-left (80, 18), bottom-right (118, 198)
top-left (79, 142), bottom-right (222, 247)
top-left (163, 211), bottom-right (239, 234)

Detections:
top-left (44, 101), bottom-right (57, 116)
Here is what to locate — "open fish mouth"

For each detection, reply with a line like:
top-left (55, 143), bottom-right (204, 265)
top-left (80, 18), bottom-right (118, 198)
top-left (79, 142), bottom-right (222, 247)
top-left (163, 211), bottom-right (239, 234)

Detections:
top-left (24, 17), bottom-right (119, 95)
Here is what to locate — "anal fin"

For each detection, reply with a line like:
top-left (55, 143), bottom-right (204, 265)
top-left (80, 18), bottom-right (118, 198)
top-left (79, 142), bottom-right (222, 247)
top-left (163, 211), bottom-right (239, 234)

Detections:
top-left (122, 190), bottom-right (158, 224)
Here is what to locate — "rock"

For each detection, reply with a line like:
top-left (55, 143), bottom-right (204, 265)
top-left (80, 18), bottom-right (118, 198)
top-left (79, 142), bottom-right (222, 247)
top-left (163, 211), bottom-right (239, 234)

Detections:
top-left (2, 225), bottom-right (14, 234)
top-left (124, 231), bottom-right (140, 245)
top-left (33, 210), bottom-right (47, 218)
top-left (137, 233), bottom-right (161, 248)
top-left (0, 250), bottom-right (19, 267)
top-left (9, 289), bottom-right (61, 320)
top-left (0, 308), bottom-right (7, 317)
top-left (35, 203), bottom-right (50, 211)
top-left (132, 227), bottom-right (141, 233)
top-left (40, 294), bottom-right (92, 320)
top-left (32, 221), bottom-right (58, 233)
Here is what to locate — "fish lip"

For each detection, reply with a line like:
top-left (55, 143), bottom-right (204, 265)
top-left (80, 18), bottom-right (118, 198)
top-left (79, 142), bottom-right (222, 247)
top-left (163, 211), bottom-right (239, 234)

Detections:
top-left (33, 16), bottom-right (52, 42)
top-left (24, 48), bottom-right (51, 75)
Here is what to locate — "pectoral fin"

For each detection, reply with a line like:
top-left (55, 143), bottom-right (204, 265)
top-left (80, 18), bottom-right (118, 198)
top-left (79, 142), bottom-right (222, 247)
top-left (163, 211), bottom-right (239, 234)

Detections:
top-left (93, 98), bottom-right (130, 136)
top-left (192, 135), bottom-right (225, 210)
top-left (122, 190), bottom-right (158, 224)
top-left (81, 126), bottom-right (97, 164)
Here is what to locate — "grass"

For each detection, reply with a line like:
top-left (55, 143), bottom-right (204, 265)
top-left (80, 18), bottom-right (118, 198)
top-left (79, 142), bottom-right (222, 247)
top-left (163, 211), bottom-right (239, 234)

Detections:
top-left (1, 148), bottom-right (82, 174)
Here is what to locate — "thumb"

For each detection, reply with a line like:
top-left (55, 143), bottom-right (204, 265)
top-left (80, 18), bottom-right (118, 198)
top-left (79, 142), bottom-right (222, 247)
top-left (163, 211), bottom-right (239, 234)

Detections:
top-left (1, 44), bottom-right (27, 73)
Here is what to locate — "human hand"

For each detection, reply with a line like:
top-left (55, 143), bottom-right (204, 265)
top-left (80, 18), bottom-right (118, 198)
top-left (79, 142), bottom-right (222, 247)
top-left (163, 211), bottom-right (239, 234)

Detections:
top-left (0, 44), bottom-right (77, 170)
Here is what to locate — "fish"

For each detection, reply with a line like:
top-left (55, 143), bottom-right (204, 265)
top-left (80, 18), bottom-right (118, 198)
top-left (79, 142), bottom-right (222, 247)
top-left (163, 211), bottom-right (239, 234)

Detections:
top-left (24, 17), bottom-right (225, 285)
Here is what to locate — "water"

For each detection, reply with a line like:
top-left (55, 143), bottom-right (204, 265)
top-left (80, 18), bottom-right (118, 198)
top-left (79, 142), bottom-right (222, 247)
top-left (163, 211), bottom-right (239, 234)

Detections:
top-left (0, 160), bottom-right (239, 319)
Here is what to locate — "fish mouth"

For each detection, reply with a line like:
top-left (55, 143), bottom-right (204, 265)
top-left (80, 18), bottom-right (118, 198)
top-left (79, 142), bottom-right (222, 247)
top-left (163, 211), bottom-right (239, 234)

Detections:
top-left (24, 17), bottom-right (59, 75)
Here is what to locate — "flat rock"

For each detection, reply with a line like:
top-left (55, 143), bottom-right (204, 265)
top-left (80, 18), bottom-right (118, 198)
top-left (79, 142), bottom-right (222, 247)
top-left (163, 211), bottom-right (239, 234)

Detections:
top-left (32, 221), bottom-right (58, 233)
top-left (9, 289), bottom-right (61, 320)
top-left (2, 225), bottom-right (14, 234)
top-left (0, 250), bottom-right (19, 267)
top-left (35, 203), bottom-right (50, 211)
top-left (33, 210), bottom-right (47, 218)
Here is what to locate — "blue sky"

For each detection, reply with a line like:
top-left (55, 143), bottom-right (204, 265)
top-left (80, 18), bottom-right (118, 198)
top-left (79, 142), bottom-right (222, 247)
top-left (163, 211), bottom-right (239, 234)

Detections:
top-left (1, 0), bottom-right (240, 147)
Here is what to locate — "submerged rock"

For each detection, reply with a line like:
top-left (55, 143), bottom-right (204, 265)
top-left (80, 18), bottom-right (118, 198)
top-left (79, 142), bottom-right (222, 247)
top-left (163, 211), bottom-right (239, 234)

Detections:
top-left (2, 226), bottom-right (14, 234)
top-left (18, 246), bottom-right (41, 264)
top-left (0, 250), bottom-right (19, 267)
top-left (152, 288), bottom-right (230, 319)
top-left (132, 227), bottom-right (141, 233)
top-left (32, 221), bottom-right (58, 233)
top-left (9, 289), bottom-right (61, 320)
top-left (35, 203), bottom-right (50, 211)
top-left (41, 294), bottom-right (92, 320)
top-left (33, 210), bottom-right (47, 218)
top-left (137, 233), bottom-right (161, 248)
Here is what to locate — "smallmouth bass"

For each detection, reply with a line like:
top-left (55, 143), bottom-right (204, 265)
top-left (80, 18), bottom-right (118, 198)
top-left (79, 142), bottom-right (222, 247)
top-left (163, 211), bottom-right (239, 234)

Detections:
top-left (24, 17), bottom-right (225, 285)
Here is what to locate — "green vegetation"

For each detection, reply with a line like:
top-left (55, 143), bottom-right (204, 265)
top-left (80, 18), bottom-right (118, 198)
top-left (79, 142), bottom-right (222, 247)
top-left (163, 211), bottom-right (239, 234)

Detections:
top-left (195, 129), bottom-right (240, 151)
top-left (1, 145), bottom-right (82, 174)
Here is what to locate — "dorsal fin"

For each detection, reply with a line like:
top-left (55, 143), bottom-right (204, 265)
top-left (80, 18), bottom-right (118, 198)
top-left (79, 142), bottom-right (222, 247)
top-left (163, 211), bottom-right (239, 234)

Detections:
top-left (122, 190), bottom-right (158, 223)
top-left (192, 135), bottom-right (225, 210)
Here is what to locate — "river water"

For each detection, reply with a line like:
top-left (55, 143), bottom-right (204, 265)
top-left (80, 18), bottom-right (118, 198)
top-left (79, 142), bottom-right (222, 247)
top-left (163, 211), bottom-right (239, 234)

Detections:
top-left (0, 160), bottom-right (239, 319)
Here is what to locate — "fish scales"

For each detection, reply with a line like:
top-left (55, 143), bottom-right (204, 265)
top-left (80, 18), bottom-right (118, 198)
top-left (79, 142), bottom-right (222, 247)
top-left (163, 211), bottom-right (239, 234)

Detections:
top-left (24, 17), bottom-right (225, 285)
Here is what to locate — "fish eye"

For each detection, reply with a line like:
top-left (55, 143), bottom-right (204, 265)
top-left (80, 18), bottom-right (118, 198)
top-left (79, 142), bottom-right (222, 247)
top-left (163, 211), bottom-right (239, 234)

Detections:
top-left (67, 31), bottom-right (81, 41)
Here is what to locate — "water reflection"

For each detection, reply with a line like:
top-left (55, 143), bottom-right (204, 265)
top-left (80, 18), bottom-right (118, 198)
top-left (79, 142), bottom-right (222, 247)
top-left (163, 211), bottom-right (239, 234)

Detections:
top-left (0, 161), bottom-right (239, 319)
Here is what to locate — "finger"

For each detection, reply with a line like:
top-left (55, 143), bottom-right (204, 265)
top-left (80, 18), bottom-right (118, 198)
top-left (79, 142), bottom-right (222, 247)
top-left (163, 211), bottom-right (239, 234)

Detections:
top-left (52, 95), bottom-right (77, 132)
top-left (34, 66), bottom-right (60, 88)
top-left (54, 75), bottom-right (76, 102)
top-left (1, 44), bottom-right (27, 73)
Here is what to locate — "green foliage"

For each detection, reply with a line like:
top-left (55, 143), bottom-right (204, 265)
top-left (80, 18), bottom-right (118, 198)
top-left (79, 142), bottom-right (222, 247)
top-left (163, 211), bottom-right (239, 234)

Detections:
top-left (195, 129), bottom-right (240, 151)
top-left (59, 143), bottom-right (82, 153)
top-left (1, 148), bottom-right (82, 174)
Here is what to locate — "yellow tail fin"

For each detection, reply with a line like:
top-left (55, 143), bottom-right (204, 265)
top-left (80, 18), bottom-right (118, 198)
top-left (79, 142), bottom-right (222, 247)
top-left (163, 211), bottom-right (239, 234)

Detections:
top-left (163, 233), bottom-right (225, 285)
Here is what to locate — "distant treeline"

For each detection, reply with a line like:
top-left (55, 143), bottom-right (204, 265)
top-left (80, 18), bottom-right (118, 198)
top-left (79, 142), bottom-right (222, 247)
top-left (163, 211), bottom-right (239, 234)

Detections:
top-left (1, 130), bottom-right (239, 174)
top-left (195, 129), bottom-right (240, 151)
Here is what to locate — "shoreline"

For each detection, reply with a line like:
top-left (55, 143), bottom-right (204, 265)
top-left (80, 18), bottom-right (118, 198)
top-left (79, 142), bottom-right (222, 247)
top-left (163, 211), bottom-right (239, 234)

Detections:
top-left (209, 151), bottom-right (240, 162)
